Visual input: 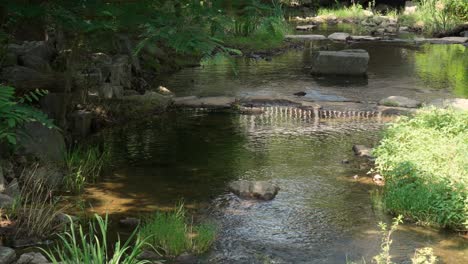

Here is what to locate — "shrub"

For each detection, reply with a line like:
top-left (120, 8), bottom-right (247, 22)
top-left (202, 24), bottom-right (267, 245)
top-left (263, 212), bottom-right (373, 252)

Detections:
top-left (64, 146), bottom-right (109, 193)
top-left (139, 204), bottom-right (216, 256)
top-left (42, 214), bottom-right (148, 264)
top-left (374, 108), bottom-right (468, 230)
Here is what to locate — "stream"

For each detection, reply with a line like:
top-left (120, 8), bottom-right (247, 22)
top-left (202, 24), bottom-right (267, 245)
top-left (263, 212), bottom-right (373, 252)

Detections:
top-left (84, 26), bottom-right (468, 263)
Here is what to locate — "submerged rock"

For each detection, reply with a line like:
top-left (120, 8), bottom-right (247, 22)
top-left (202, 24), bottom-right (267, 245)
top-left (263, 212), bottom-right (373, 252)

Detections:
top-left (229, 180), bottom-right (280, 200)
top-left (378, 96), bottom-right (421, 108)
top-left (311, 49), bottom-right (369, 76)
top-left (0, 246), bottom-right (15, 264)
top-left (352, 145), bottom-right (373, 158)
top-left (119, 217), bottom-right (140, 228)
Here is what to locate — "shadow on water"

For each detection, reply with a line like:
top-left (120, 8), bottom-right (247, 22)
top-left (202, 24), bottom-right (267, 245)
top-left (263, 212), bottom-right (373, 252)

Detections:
top-left (85, 110), bottom-right (467, 263)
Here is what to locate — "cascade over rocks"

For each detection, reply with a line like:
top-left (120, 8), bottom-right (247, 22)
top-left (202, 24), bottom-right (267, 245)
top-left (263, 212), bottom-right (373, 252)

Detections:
top-left (229, 180), bottom-right (280, 200)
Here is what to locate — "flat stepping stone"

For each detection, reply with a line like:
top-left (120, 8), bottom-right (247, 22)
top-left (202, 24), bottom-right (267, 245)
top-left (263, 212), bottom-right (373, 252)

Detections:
top-left (296, 25), bottom-right (316, 31)
top-left (379, 96), bottom-right (421, 108)
top-left (351, 36), bottom-right (382, 41)
top-left (173, 96), bottom-right (236, 108)
top-left (285, 35), bottom-right (327, 40)
top-left (415, 37), bottom-right (468, 44)
top-left (328, 32), bottom-right (351, 41)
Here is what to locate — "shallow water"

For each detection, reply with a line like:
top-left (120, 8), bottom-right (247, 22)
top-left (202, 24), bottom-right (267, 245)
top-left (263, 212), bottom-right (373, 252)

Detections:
top-left (86, 32), bottom-right (468, 263)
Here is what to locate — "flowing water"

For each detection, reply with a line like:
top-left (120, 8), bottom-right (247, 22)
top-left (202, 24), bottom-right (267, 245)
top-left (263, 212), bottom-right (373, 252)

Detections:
top-left (85, 29), bottom-right (468, 263)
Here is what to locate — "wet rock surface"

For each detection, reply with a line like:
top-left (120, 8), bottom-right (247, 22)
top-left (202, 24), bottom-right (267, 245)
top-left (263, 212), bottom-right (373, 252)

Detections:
top-left (352, 145), bottom-right (373, 158)
top-left (173, 96), bottom-right (236, 109)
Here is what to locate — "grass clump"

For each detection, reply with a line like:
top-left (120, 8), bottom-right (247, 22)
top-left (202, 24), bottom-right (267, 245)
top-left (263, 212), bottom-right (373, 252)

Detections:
top-left (64, 146), bottom-right (109, 193)
top-left (400, 0), bottom-right (468, 34)
top-left (317, 3), bottom-right (368, 20)
top-left (42, 214), bottom-right (148, 264)
top-left (8, 164), bottom-right (65, 240)
top-left (373, 108), bottom-right (468, 230)
top-left (139, 205), bottom-right (216, 257)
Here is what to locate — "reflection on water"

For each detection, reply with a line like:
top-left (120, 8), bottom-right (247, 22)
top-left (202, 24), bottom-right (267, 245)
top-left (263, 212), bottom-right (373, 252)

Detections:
top-left (86, 111), bottom-right (467, 263)
top-left (415, 44), bottom-right (468, 97)
top-left (160, 41), bottom-right (467, 101)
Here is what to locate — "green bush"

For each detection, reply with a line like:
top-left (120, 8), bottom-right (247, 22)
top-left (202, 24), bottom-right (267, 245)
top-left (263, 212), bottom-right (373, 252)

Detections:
top-left (139, 205), bottom-right (216, 256)
top-left (374, 108), bottom-right (468, 230)
top-left (42, 214), bottom-right (148, 264)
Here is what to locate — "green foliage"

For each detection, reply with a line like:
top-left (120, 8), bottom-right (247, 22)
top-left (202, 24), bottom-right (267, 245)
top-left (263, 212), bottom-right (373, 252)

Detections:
top-left (317, 3), bottom-right (368, 20)
top-left (400, 0), bottom-right (467, 34)
top-left (42, 214), bottom-right (149, 264)
top-left (64, 146), bottom-right (109, 193)
top-left (139, 204), bottom-right (216, 256)
top-left (374, 108), bottom-right (468, 230)
top-left (0, 85), bottom-right (54, 145)
top-left (411, 247), bottom-right (438, 264)
top-left (373, 215), bottom-right (403, 264)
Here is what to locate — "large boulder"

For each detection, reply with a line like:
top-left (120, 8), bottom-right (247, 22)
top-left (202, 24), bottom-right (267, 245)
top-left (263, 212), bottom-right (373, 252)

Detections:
top-left (0, 193), bottom-right (13, 207)
top-left (16, 252), bottom-right (49, 264)
top-left (0, 247), bottom-right (15, 264)
top-left (379, 96), bottom-right (421, 108)
top-left (311, 49), bottom-right (369, 76)
top-left (18, 122), bottom-right (66, 164)
top-left (0, 66), bottom-right (66, 92)
top-left (229, 180), bottom-right (280, 200)
top-left (18, 55), bottom-right (52, 72)
top-left (70, 110), bottom-right (93, 137)
top-left (40, 92), bottom-right (72, 128)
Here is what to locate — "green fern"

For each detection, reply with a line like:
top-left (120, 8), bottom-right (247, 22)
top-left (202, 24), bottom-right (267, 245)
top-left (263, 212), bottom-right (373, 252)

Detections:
top-left (0, 85), bottom-right (55, 145)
